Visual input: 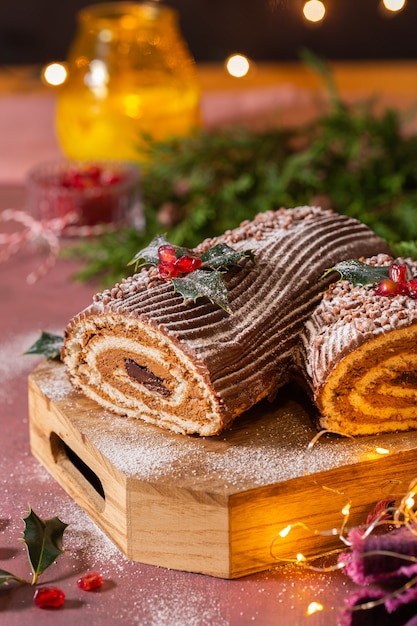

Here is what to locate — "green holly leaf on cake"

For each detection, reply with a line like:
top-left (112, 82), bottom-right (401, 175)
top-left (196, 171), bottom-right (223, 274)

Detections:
top-left (200, 243), bottom-right (255, 270)
top-left (128, 235), bottom-right (254, 313)
top-left (22, 508), bottom-right (68, 585)
top-left (128, 234), bottom-right (187, 268)
top-left (324, 260), bottom-right (390, 286)
top-left (172, 269), bottom-right (231, 313)
top-left (24, 331), bottom-right (64, 360)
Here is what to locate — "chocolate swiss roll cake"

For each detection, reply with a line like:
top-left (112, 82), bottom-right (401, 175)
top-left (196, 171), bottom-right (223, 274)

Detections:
top-left (298, 254), bottom-right (417, 436)
top-left (62, 206), bottom-right (389, 436)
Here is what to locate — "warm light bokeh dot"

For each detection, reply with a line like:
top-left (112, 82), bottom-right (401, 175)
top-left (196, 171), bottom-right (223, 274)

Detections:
top-left (341, 503), bottom-right (351, 516)
top-left (306, 601), bottom-right (324, 616)
top-left (225, 54), bottom-right (250, 78)
top-left (382, 0), bottom-right (406, 11)
top-left (405, 495), bottom-right (416, 508)
top-left (303, 0), bottom-right (326, 23)
top-left (43, 62), bottom-right (67, 86)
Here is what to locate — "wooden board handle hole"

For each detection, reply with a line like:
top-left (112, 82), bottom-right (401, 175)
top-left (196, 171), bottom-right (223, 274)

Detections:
top-left (50, 432), bottom-right (106, 511)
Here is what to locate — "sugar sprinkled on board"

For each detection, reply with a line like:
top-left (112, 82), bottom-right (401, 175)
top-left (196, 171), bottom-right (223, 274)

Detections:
top-left (31, 361), bottom-right (411, 494)
top-left (35, 362), bottom-right (74, 401)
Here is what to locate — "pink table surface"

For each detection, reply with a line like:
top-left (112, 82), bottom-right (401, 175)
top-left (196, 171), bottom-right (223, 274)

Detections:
top-left (0, 186), bottom-right (363, 625)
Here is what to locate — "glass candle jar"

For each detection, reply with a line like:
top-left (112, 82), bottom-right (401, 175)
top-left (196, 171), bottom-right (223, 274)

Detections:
top-left (27, 159), bottom-right (143, 232)
top-left (56, 1), bottom-right (201, 162)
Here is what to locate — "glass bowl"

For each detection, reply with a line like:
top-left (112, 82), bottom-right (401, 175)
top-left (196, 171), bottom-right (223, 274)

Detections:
top-left (26, 159), bottom-right (142, 233)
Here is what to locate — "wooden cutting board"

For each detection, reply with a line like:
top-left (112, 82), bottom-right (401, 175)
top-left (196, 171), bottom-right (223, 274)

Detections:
top-left (28, 359), bottom-right (417, 579)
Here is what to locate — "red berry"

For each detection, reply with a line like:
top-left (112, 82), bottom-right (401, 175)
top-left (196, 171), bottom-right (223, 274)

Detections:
top-left (33, 586), bottom-right (65, 609)
top-left (157, 261), bottom-right (179, 279)
top-left (85, 164), bottom-right (101, 180)
top-left (407, 278), bottom-right (417, 299)
top-left (77, 572), bottom-right (103, 591)
top-left (175, 254), bottom-right (202, 273)
top-left (374, 278), bottom-right (403, 297)
top-left (158, 244), bottom-right (177, 264)
top-left (389, 262), bottom-right (408, 285)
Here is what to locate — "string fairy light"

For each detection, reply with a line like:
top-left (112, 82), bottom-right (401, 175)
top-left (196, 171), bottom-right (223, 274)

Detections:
top-left (306, 601), bottom-right (324, 616)
top-left (270, 470), bottom-right (417, 618)
top-left (270, 430), bottom-right (416, 570)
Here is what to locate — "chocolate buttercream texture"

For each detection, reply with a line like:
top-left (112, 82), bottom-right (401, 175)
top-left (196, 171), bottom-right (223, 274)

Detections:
top-left (62, 206), bottom-right (390, 435)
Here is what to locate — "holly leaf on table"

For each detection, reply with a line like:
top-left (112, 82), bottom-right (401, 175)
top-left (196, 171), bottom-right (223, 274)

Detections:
top-left (323, 260), bottom-right (390, 287)
top-left (200, 243), bottom-right (255, 270)
top-left (22, 508), bottom-right (68, 585)
top-left (0, 569), bottom-right (26, 586)
top-left (172, 269), bottom-right (231, 313)
top-left (24, 331), bottom-right (64, 360)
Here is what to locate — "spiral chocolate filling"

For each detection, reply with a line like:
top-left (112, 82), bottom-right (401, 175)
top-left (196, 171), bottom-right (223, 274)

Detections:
top-left (124, 358), bottom-right (172, 397)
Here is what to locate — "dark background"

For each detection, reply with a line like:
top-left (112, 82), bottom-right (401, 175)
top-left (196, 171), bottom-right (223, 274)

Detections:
top-left (1, 0), bottom-right (416, 65)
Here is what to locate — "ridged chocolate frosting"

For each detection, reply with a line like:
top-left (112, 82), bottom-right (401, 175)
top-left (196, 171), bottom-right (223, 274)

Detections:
top-left (62, 206), bottom-right (390, 435)
top-left (298, 254), bottom-right (417, 435)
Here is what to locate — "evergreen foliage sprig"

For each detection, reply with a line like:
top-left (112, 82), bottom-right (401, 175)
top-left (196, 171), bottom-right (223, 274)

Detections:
top-left (64, 52), bottom-right (417, 285)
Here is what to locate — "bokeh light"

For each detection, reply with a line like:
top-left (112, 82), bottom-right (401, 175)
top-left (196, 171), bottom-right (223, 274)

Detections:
top-left (306, 601), bottom-right (325, 616)
top-left (42, 62), bottom-right (67, 86)
top-left (382, 0), bottom-right (406, 11)
top-left (225, 54), bottom-right (251, 78)
top-left (303, 0), bottom-right (326, 23)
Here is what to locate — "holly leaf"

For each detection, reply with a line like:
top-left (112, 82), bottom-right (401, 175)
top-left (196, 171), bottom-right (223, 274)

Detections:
top-left (200, 243), bottom-right (255, 270)
top-left (0, 569), bottom-right (25, 586)
top-left (128, 237), bottom-right (254, 312)
top-left (128, 234), bottom-right (168, 268)
top-left (22, 508), bottom-right (68, 585)
top-left (24, 331), bottom-right (64, 360)
top-left (323, 260), bottom-right (390, 287)
top-left (172, 269), bottom-right (231, 313)
top-left (128, 235), bottom-right (188, 269)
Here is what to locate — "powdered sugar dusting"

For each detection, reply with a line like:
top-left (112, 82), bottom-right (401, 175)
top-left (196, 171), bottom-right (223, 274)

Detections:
top-left (36, 366), bottom-right (74, 401)
top-left (0, 329), bottom-right (67, 404)
top-left (0, 331), bottom-right (42, 401)
top-left (33, 362), bottom-right (417, 493)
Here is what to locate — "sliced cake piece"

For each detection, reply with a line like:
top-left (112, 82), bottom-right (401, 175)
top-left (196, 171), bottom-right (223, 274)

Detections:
top-left (298, 254), bottom-right (417, 435)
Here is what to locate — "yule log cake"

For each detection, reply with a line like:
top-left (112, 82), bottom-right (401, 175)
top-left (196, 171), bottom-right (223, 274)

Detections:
top-left (298, 254), bottom-right (417, 436)
top-left (62, 206), bottom-right (389, 436)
